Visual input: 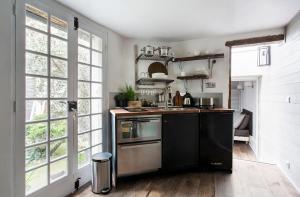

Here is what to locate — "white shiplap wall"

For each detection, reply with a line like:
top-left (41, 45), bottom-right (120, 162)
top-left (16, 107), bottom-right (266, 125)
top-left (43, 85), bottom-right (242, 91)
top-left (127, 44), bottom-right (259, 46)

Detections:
top-left (232, 12), bottom-right (300, 191)
top-left (231, 89), bottom-right (241, 111)
top-left (263, 13), bottom-right (300, 191)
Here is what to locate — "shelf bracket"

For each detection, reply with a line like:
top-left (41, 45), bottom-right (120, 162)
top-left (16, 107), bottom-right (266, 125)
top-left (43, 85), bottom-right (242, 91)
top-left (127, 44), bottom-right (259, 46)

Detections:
top-left (207, 59), bottom-right (216, 78)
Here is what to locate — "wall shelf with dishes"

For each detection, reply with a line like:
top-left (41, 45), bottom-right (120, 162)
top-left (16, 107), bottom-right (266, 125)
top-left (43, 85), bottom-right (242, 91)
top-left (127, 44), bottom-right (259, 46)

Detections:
top-left (173, 53), bottom-right (224, 92)
top-left (135, 45), bottom-right (174, 65)
top-left (174, 53), bottom-right (225, 80)
top-left (177, 74), bottom-right (209, 80)
top-left (136, 78), bottom-right (175, 85)
top-left (172, 53), bottom-right (224, 62)
top-left (135, 45), bottom-right (175, 88)
top-left (135, 54), bottom-right (173, 65)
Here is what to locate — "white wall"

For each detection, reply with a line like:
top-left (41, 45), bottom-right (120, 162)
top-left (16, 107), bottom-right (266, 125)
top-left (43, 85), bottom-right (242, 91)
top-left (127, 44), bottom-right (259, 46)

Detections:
top-left (0, 0), bottom-right (14, 196)
top-left (231, 12), bottom-right (300, 191)
top-left (241, 82), bottom-right (257, 153)
top-left (109, 38), bottom-right (169, 91)
top-left (106, 31), bottom-right (127, 92)
top-left (169, 38), bottom-right (229, 107)
top-left (109, 28), bottom-right (283, 108)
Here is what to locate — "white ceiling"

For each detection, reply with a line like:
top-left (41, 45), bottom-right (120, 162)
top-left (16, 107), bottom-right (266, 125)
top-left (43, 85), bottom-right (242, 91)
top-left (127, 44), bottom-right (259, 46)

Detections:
top-left (57, 0), bottom-right (300, 41)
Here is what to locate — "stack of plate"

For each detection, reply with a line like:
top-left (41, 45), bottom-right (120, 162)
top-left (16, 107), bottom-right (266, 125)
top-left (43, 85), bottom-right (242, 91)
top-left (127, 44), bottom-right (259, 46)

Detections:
top-left (152, 72), bottom-right (168, 79)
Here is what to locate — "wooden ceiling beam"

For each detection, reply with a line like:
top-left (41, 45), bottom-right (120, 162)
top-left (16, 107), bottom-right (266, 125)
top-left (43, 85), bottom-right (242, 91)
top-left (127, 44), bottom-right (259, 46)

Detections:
top-left (225, 34), bottom-right (285, 47)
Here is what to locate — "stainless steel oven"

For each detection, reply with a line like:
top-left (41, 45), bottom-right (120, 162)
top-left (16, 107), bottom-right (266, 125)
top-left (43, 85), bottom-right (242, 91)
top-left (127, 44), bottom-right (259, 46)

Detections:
top-left (117, 115), bottom-right (161, 143)
top-left (116, 115), bottom-right (162, 176)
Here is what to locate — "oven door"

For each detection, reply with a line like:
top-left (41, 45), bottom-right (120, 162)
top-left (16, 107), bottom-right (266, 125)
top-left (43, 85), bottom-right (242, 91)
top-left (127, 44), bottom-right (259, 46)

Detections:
top-left (117, 141), bottom-right (161, 176)
top-left (117, 115), bottom-right (161, 143)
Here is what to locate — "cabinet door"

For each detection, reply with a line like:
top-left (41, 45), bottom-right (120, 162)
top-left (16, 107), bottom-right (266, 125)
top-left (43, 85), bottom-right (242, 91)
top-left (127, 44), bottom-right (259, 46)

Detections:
top-left (162, 113), bottom-right (199, 171)
top-left (200, 113), bottom-right (233, 171)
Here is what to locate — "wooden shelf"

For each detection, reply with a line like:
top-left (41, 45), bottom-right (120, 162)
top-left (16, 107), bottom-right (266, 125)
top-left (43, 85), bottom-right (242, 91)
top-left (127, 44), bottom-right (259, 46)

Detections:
top-left (135, 54), bottom-right (173, 64)
top-left (177, 74), bottom-right (209, 80)
top-left (172, 53), bottom-right (224, 62)
top-left (136, 78), bottom-right (174, 85)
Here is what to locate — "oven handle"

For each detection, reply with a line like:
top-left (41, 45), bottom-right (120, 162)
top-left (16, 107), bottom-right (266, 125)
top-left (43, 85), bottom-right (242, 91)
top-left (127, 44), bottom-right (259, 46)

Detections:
top-left (121, 118), bottom-right (160, 122)
top-left (119, 141), bottom-right (161, 149)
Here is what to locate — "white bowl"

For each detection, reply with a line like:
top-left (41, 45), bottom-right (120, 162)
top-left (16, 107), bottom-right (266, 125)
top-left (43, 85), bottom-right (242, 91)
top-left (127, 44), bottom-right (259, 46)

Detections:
top-left (152, 73), bottom-right (167, 78)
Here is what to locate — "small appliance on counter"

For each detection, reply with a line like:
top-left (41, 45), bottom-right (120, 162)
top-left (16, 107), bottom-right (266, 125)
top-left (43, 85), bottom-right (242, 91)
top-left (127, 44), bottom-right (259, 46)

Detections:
top-left (199, 97), bottom-right (214, 109)
top-left (183, 92), bottom-right (195, 107)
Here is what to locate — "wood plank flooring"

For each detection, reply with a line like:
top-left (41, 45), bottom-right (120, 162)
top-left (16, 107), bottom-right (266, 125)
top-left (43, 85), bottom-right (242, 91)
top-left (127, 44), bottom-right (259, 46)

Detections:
top-left (233, 142), bottom-right (257, 161)
top-left (71, 159), bottom-right (300, 197)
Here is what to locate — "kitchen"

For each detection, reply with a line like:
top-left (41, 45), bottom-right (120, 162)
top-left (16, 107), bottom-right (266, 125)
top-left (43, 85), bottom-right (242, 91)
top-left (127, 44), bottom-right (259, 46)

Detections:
top-left (110, 43), bottom-right (234, 184)
top-left (1, 0), bottom-right (300, 197)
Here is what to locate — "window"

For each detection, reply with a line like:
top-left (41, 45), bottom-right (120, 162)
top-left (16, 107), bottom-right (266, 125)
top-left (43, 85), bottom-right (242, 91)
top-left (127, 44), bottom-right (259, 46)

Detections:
top-left (25, 4), bottom-right (68, 195)
top-left (77, 28), bottom-right (103, 169)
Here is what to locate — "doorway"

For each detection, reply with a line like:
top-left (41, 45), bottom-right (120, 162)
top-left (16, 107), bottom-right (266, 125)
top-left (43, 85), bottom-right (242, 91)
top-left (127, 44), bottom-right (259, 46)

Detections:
top-left (230, 45), bottom-right (263, 162)
top-left (231, 78), bottom-right (259, 162)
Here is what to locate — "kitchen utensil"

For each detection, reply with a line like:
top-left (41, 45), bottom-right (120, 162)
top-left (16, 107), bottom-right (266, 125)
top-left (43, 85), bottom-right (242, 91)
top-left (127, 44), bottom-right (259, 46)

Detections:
top-left (158, 46), bottom-right (171, 57)
top-left (148, 62), bottom-right (168, 77)
top-left (141, 45), bottom-right (154, 56)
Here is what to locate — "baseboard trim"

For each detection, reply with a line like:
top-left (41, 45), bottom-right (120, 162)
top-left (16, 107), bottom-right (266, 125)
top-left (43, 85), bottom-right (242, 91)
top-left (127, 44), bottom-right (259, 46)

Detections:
top-left (278, 164), bottom-right (300, 193)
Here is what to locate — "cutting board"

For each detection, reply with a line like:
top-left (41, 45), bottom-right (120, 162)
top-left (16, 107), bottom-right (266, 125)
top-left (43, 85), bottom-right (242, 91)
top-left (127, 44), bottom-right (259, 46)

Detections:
top-left (148, 62), bottom-right (168, 77)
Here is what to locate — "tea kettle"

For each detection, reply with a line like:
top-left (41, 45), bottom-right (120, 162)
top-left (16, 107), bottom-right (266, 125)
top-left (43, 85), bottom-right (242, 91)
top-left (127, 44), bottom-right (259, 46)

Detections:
top-left (183, 92), bottom-right (194, 107)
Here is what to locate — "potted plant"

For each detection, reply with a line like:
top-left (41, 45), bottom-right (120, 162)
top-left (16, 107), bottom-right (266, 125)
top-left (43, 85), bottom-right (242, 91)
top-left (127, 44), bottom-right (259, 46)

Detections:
top-left (114, 93), bottom-right (127, 107)
top-left (115, 84), bottom-right (141, 108)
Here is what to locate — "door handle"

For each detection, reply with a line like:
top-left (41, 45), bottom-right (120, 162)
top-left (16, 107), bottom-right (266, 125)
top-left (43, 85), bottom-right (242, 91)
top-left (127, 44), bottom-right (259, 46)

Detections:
top-left (119, 141), bottom-right (161, 149)
top-left (68, 101), bottom-right (77, 112)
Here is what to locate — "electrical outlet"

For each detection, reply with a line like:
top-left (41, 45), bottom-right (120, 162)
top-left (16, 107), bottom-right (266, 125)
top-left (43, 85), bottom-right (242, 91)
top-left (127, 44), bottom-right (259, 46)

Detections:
top-left (205, 82), bottom-right (216, 88)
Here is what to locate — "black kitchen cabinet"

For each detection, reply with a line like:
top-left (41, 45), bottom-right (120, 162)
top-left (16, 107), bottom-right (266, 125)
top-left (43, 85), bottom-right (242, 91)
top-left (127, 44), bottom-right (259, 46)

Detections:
top-left (199, 112), bottom-right (233, 172)
top-left (162, 113), bottom-right (199, 171)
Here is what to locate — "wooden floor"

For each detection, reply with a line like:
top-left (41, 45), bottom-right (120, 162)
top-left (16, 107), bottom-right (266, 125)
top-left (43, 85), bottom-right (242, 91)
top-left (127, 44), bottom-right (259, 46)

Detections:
top-left (72, 159), bottom-right (300, 197)
top-left (233, 142), bottom-right (257, 161)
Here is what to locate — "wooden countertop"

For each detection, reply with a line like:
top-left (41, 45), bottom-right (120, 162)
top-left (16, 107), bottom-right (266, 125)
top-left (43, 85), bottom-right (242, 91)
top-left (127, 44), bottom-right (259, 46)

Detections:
top-left (110, 107), bottom-right (234, 117)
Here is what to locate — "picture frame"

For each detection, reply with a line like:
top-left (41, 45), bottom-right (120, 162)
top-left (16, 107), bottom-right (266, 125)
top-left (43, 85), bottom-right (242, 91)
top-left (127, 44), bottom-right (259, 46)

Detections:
top-left (257, 46), bottom-right (270, 66)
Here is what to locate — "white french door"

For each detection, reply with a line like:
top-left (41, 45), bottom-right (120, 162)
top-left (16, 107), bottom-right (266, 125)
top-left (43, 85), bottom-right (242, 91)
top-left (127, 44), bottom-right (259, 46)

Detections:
top-left (15, 0), bottom-right (106, 196)
top-left (76, 25), bottom-right (105, 185)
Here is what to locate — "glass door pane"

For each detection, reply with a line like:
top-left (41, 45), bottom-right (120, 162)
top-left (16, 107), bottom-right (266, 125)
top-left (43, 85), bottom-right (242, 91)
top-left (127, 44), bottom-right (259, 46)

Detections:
top-left (24, 4), bottom-right (69, 195)
top-left (77, 28), bottom-right (103, 169)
